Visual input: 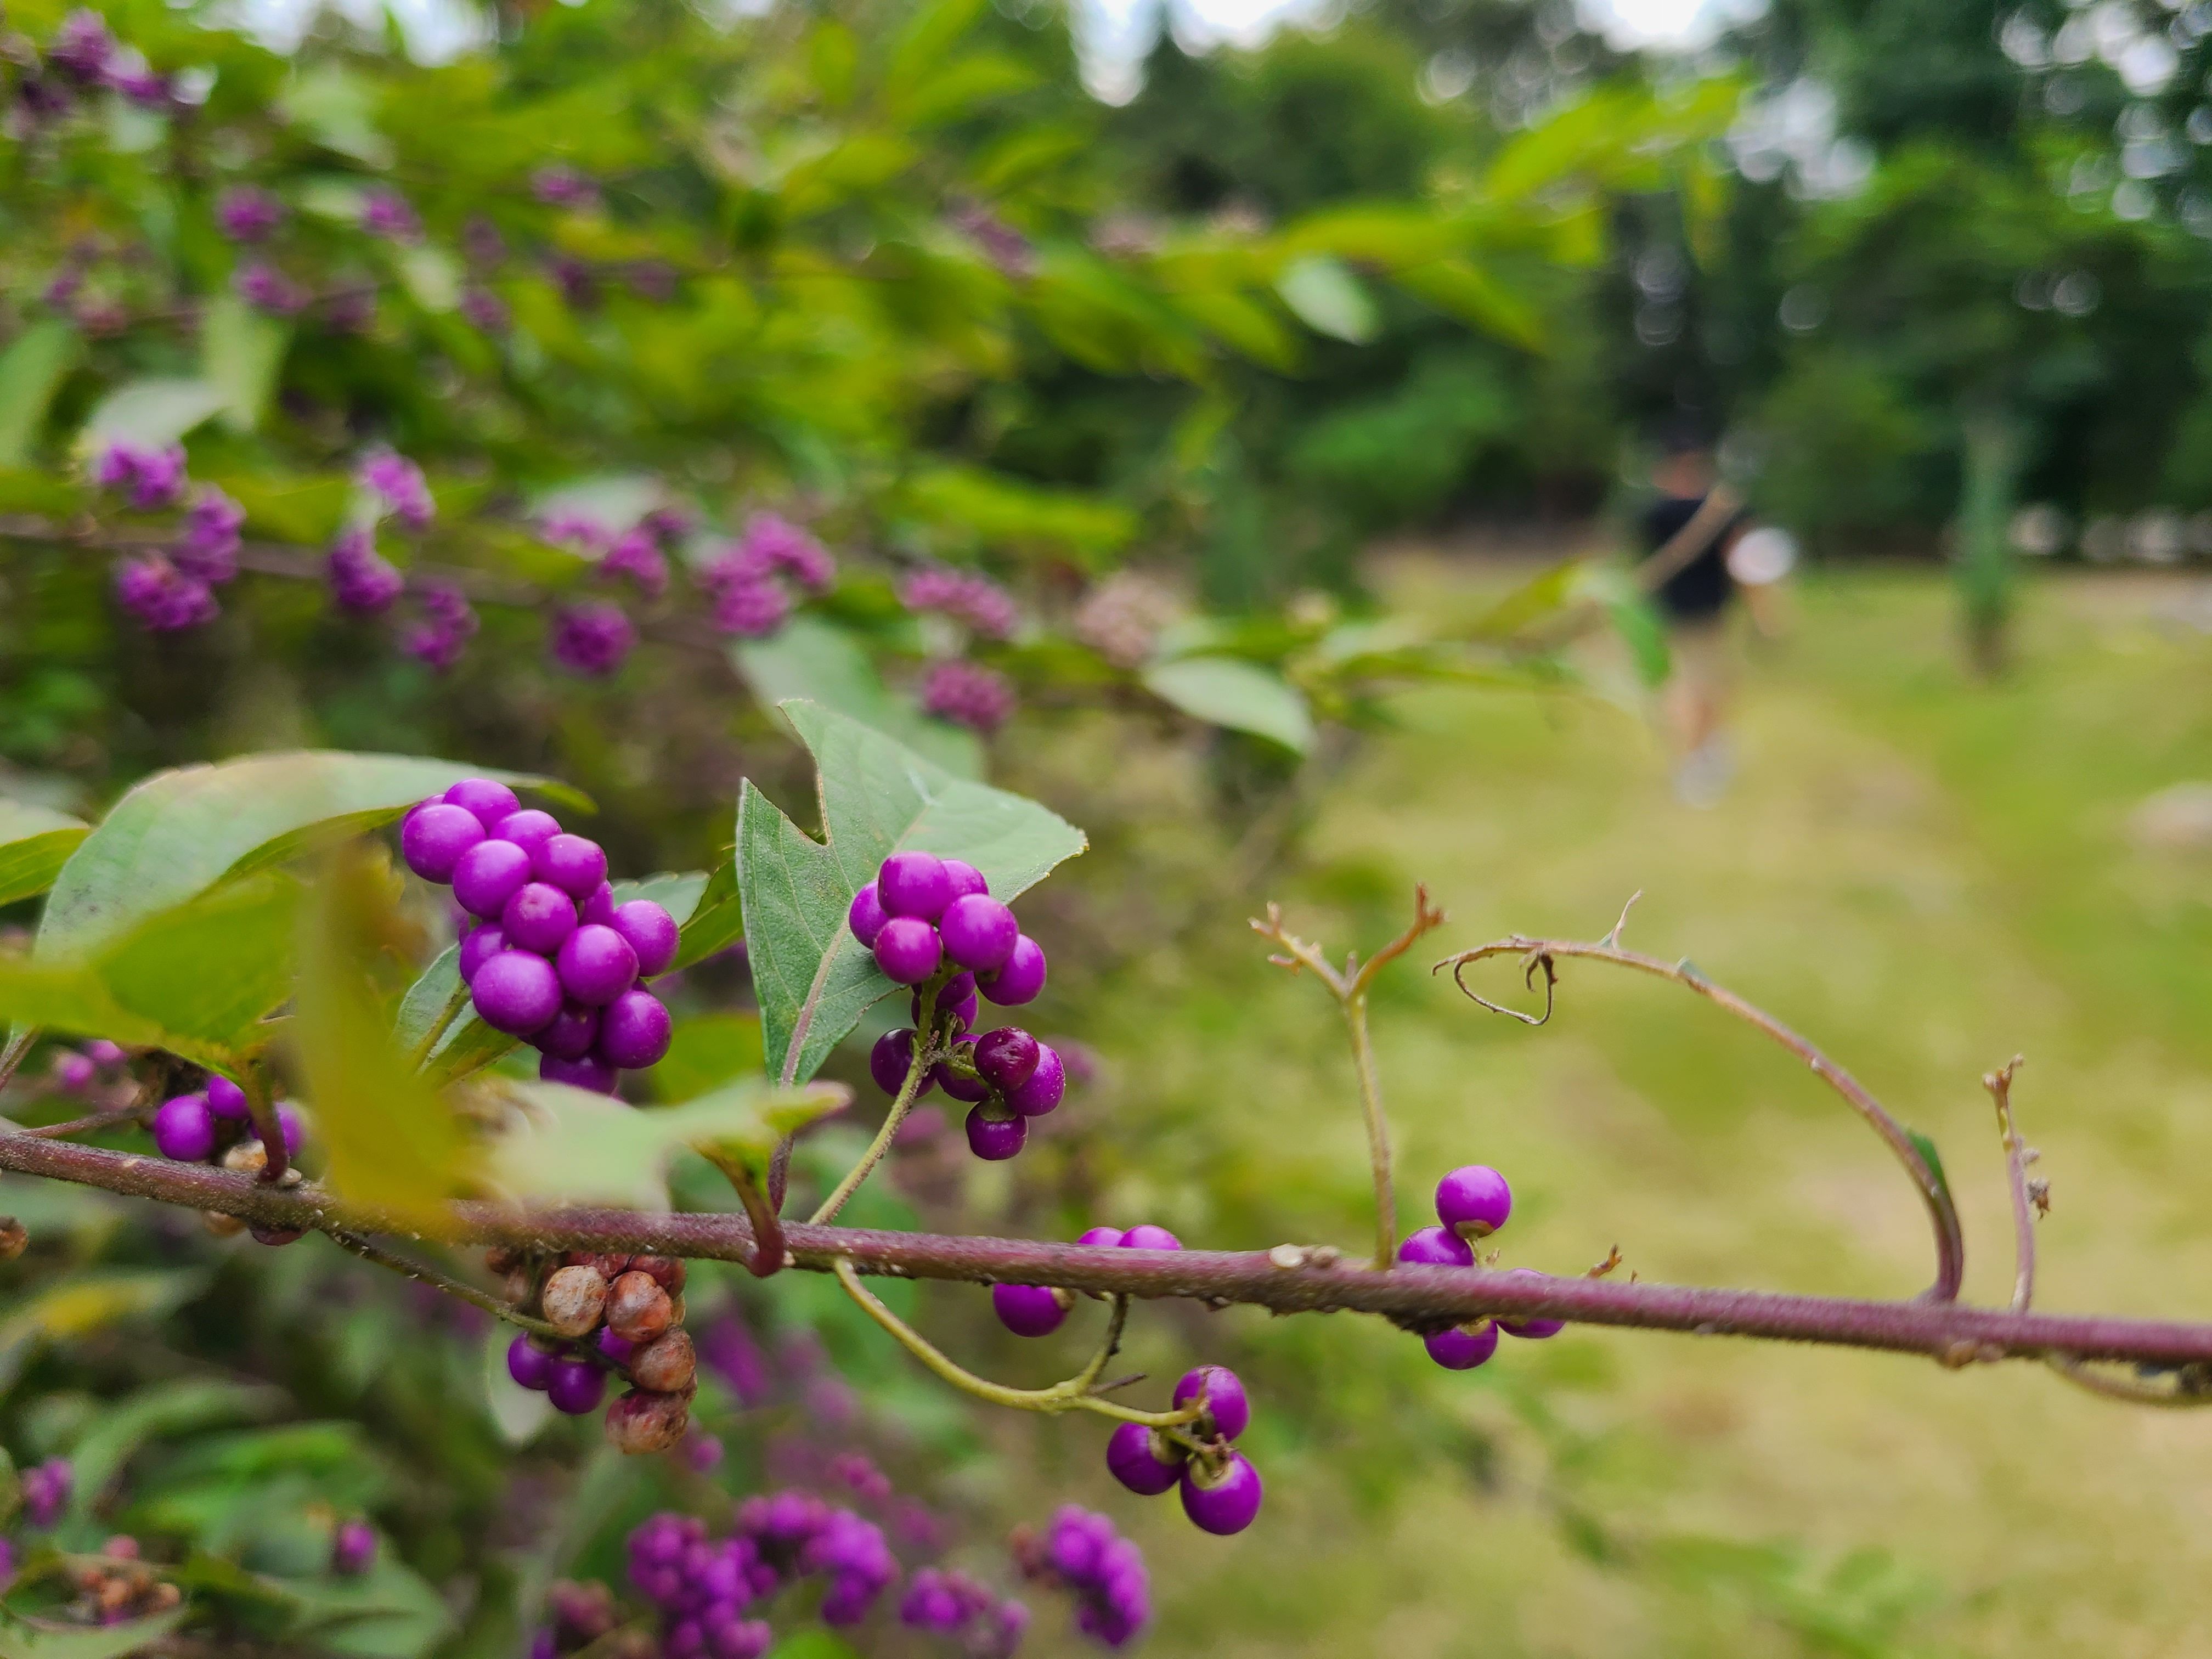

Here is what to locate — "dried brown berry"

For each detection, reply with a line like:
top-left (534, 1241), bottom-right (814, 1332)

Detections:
top-left (541, 1265), bottom-right (610, 1336)
top-left (483, 1245), bottom-right (522, 1276)
top-left (629, 1254), bottom-right (685, 1293)
top-left (628, 1329), bottom-right (696, 1393)
top-left (604, 1271), bottom-right (673, 1343)
top-left (0, 1218), bottom-right (27, 1261)
top-left (603, 1387), bottom-right (690, 1454)
top-left (566, 1250), bottom-right (633, 1278)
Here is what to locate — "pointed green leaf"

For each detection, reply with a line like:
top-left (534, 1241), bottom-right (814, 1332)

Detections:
top-left (0, 323), bottom-right (82, 467)
top-left (737, 701), bottom-right (1085, 1085)
top-left (652, 1012), bottom-right (765, 1101)
top-left (1143, 657), bottom-right (1314, 754)
top-left (1274, 256), bottom-right (1378, 344)
top-left (731, 616), bottom-right (981, 778)
top-left (0, 1609), bottom-right (187, 1659)
top-left (200, 294), bottom-right (290, 433)
top-left (0, 801), bottom-right (88, 909)
top-left (78, 377), bottom-right (228, 449)
top-left (0, 1271), bottom-right (210, 1398)
top-left (96, 873), bottom-right (302, 1057)
top-left (38, 752), bottom-right (567, 962)
top-left (61, 1380), bottom-right (278, 1527)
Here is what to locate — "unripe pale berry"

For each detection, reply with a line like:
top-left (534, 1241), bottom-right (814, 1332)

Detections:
top-left (458, 924), bottom-right (506, 984)
top-left (1105, 1421), bottom-right (1186, 1496)
top-left (1435, 1165), bottom-right (1512, 1240)
top-left (153, 1093), bottom-right (215, 1161)
top-left (629, 1329), bottom-right (697, 1393)
top-left (1179, 1452), bottom-right (1263, 1535)
top-left (532, 1001), bottom-right (601, 1061)
top-left (453, 839), bottom-right (534, 919)
top-left (402, 803), bottom-right (484, 882)
top-left (1425, 1322), bottom-right (1499, 1370)
top-left (596, 989), bottom-right (672, 1069)
top-left (507, 1335), bottom-right (555, 1390)
top-left (933, 1034), bottom-right (990, 1103)
top-left (611, 900), bottom-right (678, 975)
top-left (974, 1027), bottom-right (1039, 1091)
top-left (1396, 1226), bottom-right (1475, 1268)
top-left (1498, 1268), bottom-right (1564, 1338)
top-left (877, 850), bottom-right (952, 921)
top-left (872, 917), bottom-right (940, 985)
top-left (548, 1357), bottom-right (607, 1415)
top-left (606, 1271), bottom-right (674, 1342)
top-left (1005, 1043), bottom-right (1064, 1116)
top-left (542, 1265), bottom-right (610, 1336)
top-left (503, 882), bottom-right (579, 956)
top-left (205, 1075), bottom-right (250, 1120)
top-left (977, 935), bottom-right (1046, 1006)
top-left (991, 1283), bottom-right (1069, 1337)
top-left (443, 778), bottom-right (520, 831)
top-left (541, 1054), bottom-right (620, 1093)
top-left (605, 1388), bottom-right (691, 1454)
top-left (493, 808), bottom-right (563, 856)
top-left (1119, 1224), bottom-right (1182, 1252)
top-left (847, 883), bottom-right (888, 948)
top-left (1172, 1365), bottom-right (1250, 1440)
top-left (473, 951), bottom-right (564, 1034)
top-left (868, 1030), bottom-right (933, 1097)
top-left (558, 924), bottom-right (639, 1005)
top-left (938, 895), bottom-right (1018, 973)
top-left (964, 1106), bottom-right (1026, 1160)
top-left (534, 833), bottom-right (608, 898)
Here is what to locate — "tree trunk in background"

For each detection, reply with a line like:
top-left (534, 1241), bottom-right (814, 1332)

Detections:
top-left (1956, 412), bottom-right (2021, 677)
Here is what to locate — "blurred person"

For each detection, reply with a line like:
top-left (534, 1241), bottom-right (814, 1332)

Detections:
top-left (1635, 427), bottom-right (1752, 806)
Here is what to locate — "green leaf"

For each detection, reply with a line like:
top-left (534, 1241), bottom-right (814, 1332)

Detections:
top-left (0, 800), bottom-right (88, 909)
top-left (731, 616), bottom-right (982, 778)
top-left (653, 1012), bottom-right (765, 1100)
top-left (0, 1609), bottom-right (186, 1659)
top-left (0, 323), bottom-right (82, 467)
top-left (1143, 657), bottom-right (1315, 754)
top-left (491, 1077), bottom-right (846, 1206)
top-left (737, 701), bottom-right (1085, 1085)
top-left (1392, 259), bottom-right (1545, 351)
top-left (1906, 1128), bottom-right (1953, 1204)
top-left (278, 66), bottom-right (394, 166)
top-left (38, 752), bottom-right (562, 962)
top-left (673, 861), bottom-right (743, 972)
top-left (0, 955), bottom-right (174, 1058)
top-left (96, 873), bottom-right (302, 1057)
top-left (78, 378), bottom-right (227, 450)
top-left (200, 295), bottom-right (290, 433)
top-left (0, 1272), bottom-right (210, 1398)
top-left (61, 1380), bottom-right (276, 1527)
top-left (1274, 256), bottom-right (1379, 345)
top-left (397, 247), bottom-right (461, 314)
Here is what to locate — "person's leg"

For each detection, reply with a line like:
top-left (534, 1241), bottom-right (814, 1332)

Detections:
top-left (1664, 618), bottom-right (1734, 805)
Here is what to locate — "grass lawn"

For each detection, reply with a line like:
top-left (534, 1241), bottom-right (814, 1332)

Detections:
top-left (1017, 561), bottom-right (2212, 1657)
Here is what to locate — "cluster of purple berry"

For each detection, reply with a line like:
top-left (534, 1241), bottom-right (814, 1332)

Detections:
top-left (20, 1458), bottom-right (71, 1527)
top-left (1011, 1507), bottom-right (1150, 1649)
top-left (92, 442), bottom-right (247, 633)
top-left (357, 449), bottom-right (435, 531)
top-left (149, 1075), bottom-right (306, 1239)
top-left (624, 1494), bottom-right (897, 1656)
top-left (696, 512), bottom-right (837, 640)
top-left (898, 566), bottom-right (1019, 640)
top-left (13, 9), bottom-right (173, 128)
top-left (918, 659), bottom-right (1018, 735)
top-left (46, 1039), bottom-right (127, 1096)
top-left (898, 1567), bottom-right (1030, 1656)
top-left (1396, 1164), bottom-right (1562, 1368)
top-left (851, 850), bottom-right (1059, 1161)
top-left (399, 779), bottom-right (678, 1093)
top-left (503, 1249), bottom-right (697, 1452)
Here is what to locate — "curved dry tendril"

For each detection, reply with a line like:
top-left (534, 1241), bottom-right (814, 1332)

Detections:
top-left (1436, 928), bottom-right (1967, 1303)
top-left (831, 1261), bottom-right (1204, 1436)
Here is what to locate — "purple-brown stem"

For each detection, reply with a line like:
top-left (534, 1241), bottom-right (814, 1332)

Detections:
top-left (5, 1129), bottom-right (2212, 1372)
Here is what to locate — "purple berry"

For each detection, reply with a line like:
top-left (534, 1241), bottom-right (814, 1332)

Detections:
top-left (847, 883), bottom-right (888, 948)
top-left (1180, 1453), bottom-right (1263, 1535)
top-left (978, 935), bottom-right (1046, 1006)
top-left (872, 917), bottom-right (941, 985)
top-left (1424, 1322), bottom-right (1500, 1370)
top-left (612, 900), bottom-right (679, 975)
top-left (1119, 1224), bottom-right (1181, 1251)
top-left (1077, 1226), bottom-right (1126, 1248)
top-left (877, 851), bottom-right (952, 921)
top-left (1106, 1422), bottom-right (1186, 1496)
top-left (1397, 1226), bottom-right (1475, 1268)
top-left (597, 989), bottom-right (672, 1069)
top-left (401, 803), bottom-right (485, 883)
top-left (1498, 1268), bottom-right (1565, 1338)
top-left (258, 1104), bottom-right (306, 1159)
top-left (579, 884), bottom-right (617, 928)
top-left (534, 834), bottom-right (608, 899)
top-left (991, 1283), bottom-right (1068, 1337)
top-left (548, 1357), bottom-right (607, 1415)
top-left (933, 1034), bottom-right (990, 1103)
top-left (532, 1001), bottom-right (601, 1060)
top-left (473, 951), bottom-right (564, 1035)
top-left (503, 883), bottom-right (579, 956)
top-left (868, 1029), bottom-right (934, 1098)
top-left (84, 1041), bottom-right (125, 1069)
top-left (508, 1335), bottom-right (557, 1391)
top-left (915, 984), bottom-right (980, 1030)
top-left (597, 1326), bottom-right (638, 1365)
top-left (493, 809), bottom-right (564, 855)
top-left (964, 1107), bottom-right (1026, 1160)
top-left (974, 1026), bottom-right (1039, 1090)
top-left (453, 839), bottom-right (534, 919)
top-left (541, 1054), bottom-right (621, 1093)
top-left (558, 924), bottom-right (639, 1006)
top-left (459, 925), bottom-right (507, 983)
top-left (205, 1075), bottom-right (250, 1120)
top-left (1005, 1043), bottom-right (1064, 1116)
top-left (1172, 1365), bottom-right (1250, 1440)
top-left (938, 894), bottom-right (1018, 973)
top-left (443, 778), bottom-right (520, 831)
top-left (1436, 1165), bottom-right (1512, 1240)
top-left (50, 1052), bottom-right (94, 1093)
top-left (153, 1093), bottom-right (215, 1161)
top-left (941, 859), bottom-right (989, 900)
top-left (331, 1520), bottom-right (377, 1576)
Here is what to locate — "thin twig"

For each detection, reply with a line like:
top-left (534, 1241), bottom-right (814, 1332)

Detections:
top-left (326, 1229), bottom-right (559, 1337)
top-left (21, 1104), bottom-right (145, 1140)
top-left (810, 983), bottom-right (938, 1225)
top-left (0, 1029), bottom-right (38, 1094)
top-left (1436, 925), bottom-right (1967, 1304)
top-left (405, 983), bottom-right (471, 1073)
top-left (1984, 1056), bottom-right (2035, 1313)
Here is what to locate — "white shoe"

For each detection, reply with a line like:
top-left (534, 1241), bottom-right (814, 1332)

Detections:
top-left (1673, 737), bottom-right (1735, 808)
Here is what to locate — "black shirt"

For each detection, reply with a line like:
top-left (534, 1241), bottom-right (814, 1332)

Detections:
top-left (1640, 494), bottom-right (1742, 622)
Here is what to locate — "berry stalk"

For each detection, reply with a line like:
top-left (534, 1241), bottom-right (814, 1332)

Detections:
top-left (808, 982), bottom-right (939, 1225)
